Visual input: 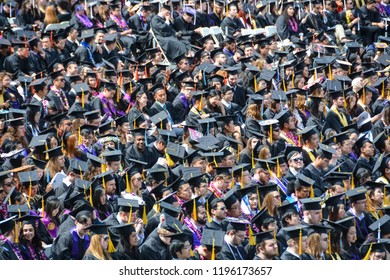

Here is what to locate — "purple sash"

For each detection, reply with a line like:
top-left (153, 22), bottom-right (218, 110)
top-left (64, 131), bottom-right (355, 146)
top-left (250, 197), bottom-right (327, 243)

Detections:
top-left (179, 94), bottom-right (189, 114)
top-left (41, 217), bottom-right (58, 238)
top-left (71, 229), bottom-right (90, 260)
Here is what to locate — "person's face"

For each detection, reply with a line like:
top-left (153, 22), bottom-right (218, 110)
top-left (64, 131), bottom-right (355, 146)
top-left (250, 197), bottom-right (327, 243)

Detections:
top-left (287, 116), bottom-right (296, 130)
top-left (177, 240), bottom-right (191, 259)
top-left (159, 233), bottom-right (172, 245)
top-left (100, 235), bottom-right (109, 250)
top-left (67, 63), bottom-right (78, 75)
top-left (259, 169), bottom-right (271, 184)
top-left (248, 194), bottom-right (258, 210)
top-left (229, 6), bottom-right (238, 16)
top-left (336, 97), bottom-right (344, 108)
top-left (228, 74), bottom-right (238, 86)
top-left (112, 7), bottom-right (121, 16)
top-left (135, 135), bottom-right (145, 151)
top-left (76, 218), bottom-right (92, 235)
top-left (179, 59), bottom-right (190, 72)
top-left (56, 156), bottom-right (65, 168)
top-left (17, 125), bottom-right (26, 137)
top-left (371, 188), bottom-right (384, 205)
top-left (0, 188), bottom-right (5, 203)
top-left (137, 93), bottom-right (148, 108)
top-left (192, 159), bottom-right (207, 173)
top-left (320, 157), bottom-right (330, 169)
top-left (338, 203), bottom-right (346, 218)
top-left (262, 239), bottom-right (278, 258)
top-left (82, 134), bottom-right (94, 147)
top-left (346, 226), bottom-right (356, 244)
top-left (363, 91), bottom-right (373, 105)
top-left (2, 75), bottom-right (11, 88)
top-left (61, 119), bottom-right (73, 132)
top-left (370, 252), bottom-right (386, 260)
top-left (23, 224), bottom-right (35, 242)
top-left (320, 233), bottom-right (328, 252)
top-left (90, 118), bottom-right (101, 127)
top-left (289, 152), bottom-right (304, 170)
top-left (271, 191), bottom-right (281, 207)
top-left (232, 230), bottom-right (246, 246)
top-left (42, 37), bottom-right (51, 49)
top-left (222, 90), bottom-right (233, 102)
top-left (340, 140), bottom-right (352, 155)
top-left (362, 142), bottom-right (375, 158)
top-left (280, 163), bottom-right (288, 176)
top-left (227, 200), bottom-right (242, 218)
top-left (216, 54), bottom-right (227, 65)
top-left (204, 40), bottom-right (214, 51)
top-left (103, 88), bottom-right (116, 99)
top-left (105, 141), bottom-right (116, 150)
top-left (182, 86), bottom-right (194, 99)
top-left (154, 90), bottom-right (167, 104)
top-left (131, 173), bottom-right (142, 190)
top-left (296, 186), bottom-right (310, 199)
top-left (54, 76), bottom-right (66, 89)
top-left (105, 179), bottom-right (116, 195)
top-left (96, 33), bottom-right (105, 44)
top-left (286, 212), bottom-right (301, 226)
top-left (197, 182), bottom-right (208, 197)
top-left (129, 232), bottom-right (138, 247)
top-left (307, 134), bottom-right (319, 149)
top-left (196, 206), bottom-right (207, 225)
top-left (213, 202), bottom-right (227, 220)
top-left (109, 161), bottom-right (121, 172)
top-left (287, 6), bottom-right (295, 16)
top-left (178, 184), bottom-right (192, 201)
top-left (3, 178), bottom-right (13, 194)
top-left (100, 189), bottom-right (107, 205)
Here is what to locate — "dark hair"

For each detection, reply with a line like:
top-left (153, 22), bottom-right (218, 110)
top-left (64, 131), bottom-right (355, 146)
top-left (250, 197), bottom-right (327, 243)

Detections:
top-left (26, 108), bottom-right (39, 126)
top-left (19, 220), bottom-right (43, 249)
top-left (169, 240), bottom-right (186, 259)
top-left (45, 196), bottom-right (61, 226)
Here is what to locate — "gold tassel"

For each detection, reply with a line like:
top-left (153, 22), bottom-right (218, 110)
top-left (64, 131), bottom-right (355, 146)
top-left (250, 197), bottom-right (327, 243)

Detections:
top-left (248, 226), bottom-right (256, 246)
top-left (127, 205), bottom-right (132, 224)
top-left (211, 238), bottom-right (216, 260)
top-left (133, 118), bottom-right (137, 129)
top-left (384, 187), bottom-right (388, 206)
top-left (44, 142), bottom-right (49, 160)
top-left (78, 127), bottom-right (82, 146)
top-left (314, 68), bottom-right (317, 80)
top-left (192, 200), bottom-right (197, 220)
top-left (257, 187), bottom-right (261, 209)
top-left (126, 173), bottom-right (131, 193)
top-left (142, 206), bottom-right (148, 225)
top-left (327, 232), bottom-right (331, 254)
top-left (237, 145), bottom-right (241, 161)
top-left (292, 75), bottom-right (295, 87)
top-left (270, 125), bottom-right (273, 144)
top-left (240, 168), bottom-right (244, 188)
top-left (363, 243), bottom-right (373, 260)
top-left (213, 155), bottom-right (218, 167)
top-left (282, 79), bottom-right (286, 92)
top-left (79, 165), bottom-right (83, 180)
top-left (89, 184), bottom-right (93, 207)
top-left (351, 176), bottom-right (355, 189)
top-left (28, 176), bottom-right (32, 205)
top-left (101, 163), bottom-right (107, 173)
top-left (298, 228), bottom-right (302, 255)
top-left (206, 201), bottom-right (212, 223)
top-left (166, 152), bottom-right (175, 167)
top-left (190, 248), bottom-right (195, 257)
top-left (328, 64), bottom-right (332, 80)
top-left (81, 88), bottom-right (85, 108)
top-left (310, 186), bottom-right (314, 198)
top-left (363, 87), bottom-right (366, 104)
top-left (254, 77), bottom-right (258, 92)
top-left (199, 96), bottom-right (203, 110)
top-left (382, 81), bottom-right (385, 98)
top-left (251, 150), bottom-right (255, 169)
top-left (130, 81), bottom-right (133, 94)
top-left (277, 158), bottom-right (281, 178)
top-left (102, 176), bottom-right (106, 190)
top-left (298, 134), bottom-right (301, 147)
top-left (107, 231), bottom-right (117, 253)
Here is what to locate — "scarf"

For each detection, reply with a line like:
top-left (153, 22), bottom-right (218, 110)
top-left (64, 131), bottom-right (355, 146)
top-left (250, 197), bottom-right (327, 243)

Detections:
top-left (110, 14), bottom-right (128, 30)
top-left (0, 235), bottom-right (23, 260)
top-left (183, 217), bottom-right (203, 248)
top-left (76, 13), bottom-right (94, 28)
top-left (26, 243), bottom-right (47, 260)
top-left (81, 41), bottom-right (96, 66)
top-left (289, 18), bottom-right (298, 32)
top-left (331, 107), bottom-right (348, 126)
top-left (50, 85), bottom-right (69, 111)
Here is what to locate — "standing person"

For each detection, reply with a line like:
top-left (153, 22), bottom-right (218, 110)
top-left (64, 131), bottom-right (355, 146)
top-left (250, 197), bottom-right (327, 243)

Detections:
top-left (17, 215), bottom-right (47, 260)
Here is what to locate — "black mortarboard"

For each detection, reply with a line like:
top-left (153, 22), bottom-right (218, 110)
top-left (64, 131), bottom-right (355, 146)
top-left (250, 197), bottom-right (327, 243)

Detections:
top-left (200, 229), bottom-right (225, 248)
top-left (284, 225), bottom-right (308, 240)
top-left (166, 142), bottom-right (186, 160)
top-left (117, 198), bottom-right (139, 212)
top-left (369, 215), bottom-right (390, 237)
top-left (346, 186), bottom-right (367, 202)
top-left (226, 219), bottom-right (249, 231)
top-left (68, 158), bottom-right (89, 174)
top-left (150, 110), bottom-right (169, 129)
top-left (222, 187), bottom-right (239, 209)
top-left (18, 170), bottom-right (40, 186)
top-left (102, 149), bottom-right (122, 162)
top-left (0, 216), bottom-right (17, 234)
top-left (43, 146), bottom-right (63, 158)
top-left (324, 193), bottom-right (345, 208)
top-left (301, 197), bottom-right (322, 211)
top-left (84, 110), bottom-right (101, 121)
top-left (278, 201), bottom-right (299, 217)
top-left (7, 205), bottom-right (30, 216)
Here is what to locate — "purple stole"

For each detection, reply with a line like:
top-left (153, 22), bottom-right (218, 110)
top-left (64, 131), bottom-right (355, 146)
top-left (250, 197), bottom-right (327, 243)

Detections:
top-left (41, 216), bottom-right (58, 238)
top-left (179, 94), bottom-right (189, 114)
top-left (71, 229), bottom-right (90, 260)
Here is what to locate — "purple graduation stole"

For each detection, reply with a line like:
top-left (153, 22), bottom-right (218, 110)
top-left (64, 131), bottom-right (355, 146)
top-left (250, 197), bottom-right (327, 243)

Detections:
top-left (179, 94), bottom-right (189, 114)
top-left (71, 229), bottom-right (90, 260)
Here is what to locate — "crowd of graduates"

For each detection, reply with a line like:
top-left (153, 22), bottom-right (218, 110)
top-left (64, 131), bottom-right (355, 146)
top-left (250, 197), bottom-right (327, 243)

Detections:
top-left (0, 0), bottom-right (390, 261)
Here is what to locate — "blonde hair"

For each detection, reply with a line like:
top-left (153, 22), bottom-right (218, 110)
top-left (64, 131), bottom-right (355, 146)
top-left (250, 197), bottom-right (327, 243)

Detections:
top-left (246, 104), bottom-right (262, 120)
top-left (305, 233), bottom-right (322, 260)
top-left (45, 157), bottom-right (64, 179)
top-left (84, 234), bottom-right (112, 260)
top-left (261, 192), bottom-right (278, 217)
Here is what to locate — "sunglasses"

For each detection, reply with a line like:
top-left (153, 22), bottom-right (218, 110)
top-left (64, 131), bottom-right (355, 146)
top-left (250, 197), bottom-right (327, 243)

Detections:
top-left (292, 157), bottom-right (304, 162)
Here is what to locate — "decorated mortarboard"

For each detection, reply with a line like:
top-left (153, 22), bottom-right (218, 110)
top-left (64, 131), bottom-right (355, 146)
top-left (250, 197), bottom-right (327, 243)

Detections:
top-left (346, 186), bottom-right (367, 202)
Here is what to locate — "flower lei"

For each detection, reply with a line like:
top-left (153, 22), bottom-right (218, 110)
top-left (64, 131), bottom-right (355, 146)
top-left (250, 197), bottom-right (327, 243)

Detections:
top-left (76, 13), bottom-right (94, 28)
top-left (27, 244), bottom-right (47, 260)
top-left (110, 14), bottom-right (128, 30)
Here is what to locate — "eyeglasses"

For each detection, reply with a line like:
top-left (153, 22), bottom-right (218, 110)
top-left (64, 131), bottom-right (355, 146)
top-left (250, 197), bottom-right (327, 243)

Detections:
top-left (133, 177), bottom-right (142, 181)
top-left (292, 157), bottom-right (303, 162)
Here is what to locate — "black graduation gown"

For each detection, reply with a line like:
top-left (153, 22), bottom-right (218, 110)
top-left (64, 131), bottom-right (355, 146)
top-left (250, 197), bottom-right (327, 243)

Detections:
top-left (139, 230), bottom-right (171, 260)
top-left (127, 14), bottom-right (153, 51)
top-left (355, 157), bottom-right (374, 173)
top-left (280, 250), bottom-right (301, 260)
top-left (302, 164), bottom-right (326, 197)
top-left (218, 241), bottom-right (248, 260)
top-left (125, 144), bottom-right (157, 169)
top-left (245, 117), bottom-right (262, 139)
top-left (52, 230), bottom-right (89, 260)
top-left (337, 154), bottom-right (357, 173)
top-left (263, 108), bottom-right (276, 120)
top-left (3, 53), bottom-right (30, 78)
top-left (74, 45), bottom-right (92, 64)
top-left (57, 216), bottom-right (76, 237)
top-left (220, 16), bottom-right (244, 37)
top-left (302, 148), bottom-right (317, 167)
top-left (172, 94), bottom-right (190, 124)
top-left (173, 16), bottom-right (200, 45)
top-left (150, 15), bottom-right (189, 61)
top-left (28, 52), bottom-right (47, 75)
top-left (64, 39), bottom-right (79, 56)
top-left (0, 240), bottom-right (20, 260)
top-left (209, 12), bottom-right (222, 26)
top-left (323, 109), bottom-right (350, 134)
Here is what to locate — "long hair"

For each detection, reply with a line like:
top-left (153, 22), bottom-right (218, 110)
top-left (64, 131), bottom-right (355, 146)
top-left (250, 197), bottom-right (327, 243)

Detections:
top-left (327, 205), bottom-right (342, 222)
top-left (297, 94), bottom-right (306, 112)
top-left (44, 5), bottom-right (59, 25)
top-left (246, 104), bottom-right (262, 120)
top-left (261, 192), bottom-right (278, 217)
top-left (345, 91), bottom-right (358, 117)
top-left (64, 134), bottom-right (82, 158)
top-left (366, 190), bottom-right (382, 213)
top-left (305, 233), bottom-right (322, 260)
top-left (308, 98), bottom-right (322, 119)
top-left (19, 221), bottom-right (43, 249)
top-left (45, 196), bottom-right (61, 225)
top-left (45, 156), bottom-right (64, 179)
top-left (0, 127), bottom-right (28, 149)
top-left (84, 234), bottom-right (112, 260)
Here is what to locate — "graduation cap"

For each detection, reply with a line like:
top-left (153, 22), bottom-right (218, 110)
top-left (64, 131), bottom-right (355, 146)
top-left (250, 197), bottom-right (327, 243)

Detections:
top-left (87, 223), bottom-right (110, 237)
top-left (159, 201), bottom-right (183, 217)
top-left (297, 125), bottom-right (318, 143)
top-left (98, 121), bottom-right (115, 135)
top-left (324, 192), bottom-right (345, 208)
top-left (278, 201), bottom-right (299, 217)
top-left (252, 230), bottom-right (275, 244)
top-left (18, 170), bottom-right (40, 186)
top-left (284, 225), bottom-right (308, 240)
top-left (0, 216), bottom-right (17, 234)
top-left (84, 110), bottom-right (101, 121)
top-left (80, 29), bottom-right (95, 40)
top-left (369, 215), bottom-right (390, 237)
top-left (42, 146), bottom-right (63, 158)
top-left (300, 197), bottom-right (322, 211)
top-left (102, 149), bottom-right (122, 162)
top-left (226, 219), bottom-right (249, 231)
top-left (68, 158), bottom-right (89, 175)
top-left (117, 198), bottom-right (139, 214)
top-left (346, 186), bottom-right (367, 202)
top-left (318, 143), bottom-right (337, 159)
top-left (7, 205), bottom-right (30, 217)
top-left (308, 223), bottom-right (334, 235)
top-left (150, 110), bottom-right (169, 129)
top-left (354, 134), bottom-right (372, 153)
top-left (200, 229), bottom-right (225, 256)
top-left (166, 142), bottom-right (186, 160)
